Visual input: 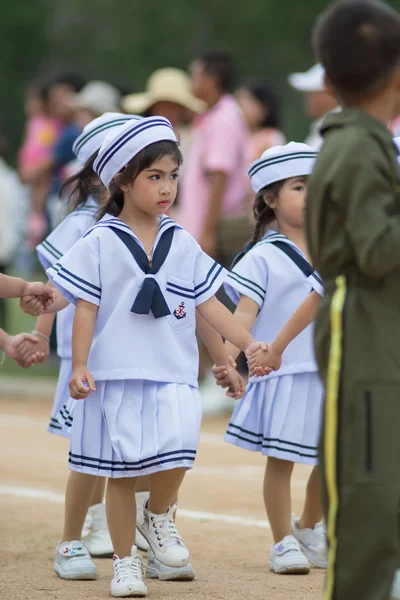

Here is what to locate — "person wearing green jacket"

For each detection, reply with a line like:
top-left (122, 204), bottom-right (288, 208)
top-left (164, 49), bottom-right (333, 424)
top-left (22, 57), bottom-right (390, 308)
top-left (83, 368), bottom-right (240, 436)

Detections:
top-left (306, 2), bottom-right (400, 600)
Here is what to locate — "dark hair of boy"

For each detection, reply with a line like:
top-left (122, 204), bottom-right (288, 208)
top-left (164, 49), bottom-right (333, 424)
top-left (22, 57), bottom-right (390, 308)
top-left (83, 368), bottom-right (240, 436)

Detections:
top-left (196, 50), bottom-right (235, 92)
top-left (313, 0), bottom-right (400, 103)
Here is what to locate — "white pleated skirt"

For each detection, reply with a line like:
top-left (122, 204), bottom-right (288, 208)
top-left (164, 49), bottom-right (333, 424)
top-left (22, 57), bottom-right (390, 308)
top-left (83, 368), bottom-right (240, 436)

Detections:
top-left (225, 373), bottom-right (324, 465)
top-left (69, 379), bottom-right (202, 478)
top-left (47, 358), bottom-right (76, 438)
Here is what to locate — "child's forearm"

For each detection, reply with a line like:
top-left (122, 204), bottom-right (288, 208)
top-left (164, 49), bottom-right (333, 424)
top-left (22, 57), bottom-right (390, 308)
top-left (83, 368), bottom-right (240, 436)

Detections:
top-left (34, 312), bottom-right (56, 337)
top-left (197, 297), bottom-right (255, 352)
top-left (196, 311), bottom-right (231, 366)
top-left (0, 274), bottom-right (26, 298)
top-left (224, 306), bottom-right (257, 359)
top-left (273, 291), bottom-right (321, 353)
top-left (72, 299), bottom-right (98, 368)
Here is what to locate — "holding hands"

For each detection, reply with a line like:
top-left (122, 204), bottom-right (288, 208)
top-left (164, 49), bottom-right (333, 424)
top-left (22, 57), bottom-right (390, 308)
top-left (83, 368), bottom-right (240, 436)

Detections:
top-left (246, 342), bottom-right (283, 378)
top-left (4, 332), bottom-right (47, 368)
top-left (20, 282), bottom-right (56, 316)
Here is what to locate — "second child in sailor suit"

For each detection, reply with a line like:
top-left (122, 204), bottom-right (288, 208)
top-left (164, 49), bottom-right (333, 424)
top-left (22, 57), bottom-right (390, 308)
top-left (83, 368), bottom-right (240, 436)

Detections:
top-left (213, 143), bottom-right (327, 575)
top-left (48, 116), bottom-right (262, 598)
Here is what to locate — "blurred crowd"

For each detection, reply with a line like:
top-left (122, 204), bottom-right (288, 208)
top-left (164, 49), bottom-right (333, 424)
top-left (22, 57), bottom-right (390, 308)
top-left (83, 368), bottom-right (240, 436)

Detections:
top-left (0, 51), bottom-right (358, 332)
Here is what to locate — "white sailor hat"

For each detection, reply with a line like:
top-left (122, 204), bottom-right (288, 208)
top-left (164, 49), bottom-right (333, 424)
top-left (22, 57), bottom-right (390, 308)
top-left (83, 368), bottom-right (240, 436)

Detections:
top-left (73, 112), bottom-right (142, 166)
top-left (248, 142), bottom-right (318, 194)
top-left (94, 116), bottom-right (178, 188)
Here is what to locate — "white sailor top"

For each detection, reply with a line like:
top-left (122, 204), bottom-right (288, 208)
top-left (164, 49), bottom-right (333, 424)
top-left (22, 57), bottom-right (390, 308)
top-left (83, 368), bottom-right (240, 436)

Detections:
top-left (47, 214), bottom-right (227, 388)
top-left (225, 231), bottom-right (318, 382)
top-left (36, 198), bottom-right (98, 358)
top-left (308, 271), bottom-right (324, 296)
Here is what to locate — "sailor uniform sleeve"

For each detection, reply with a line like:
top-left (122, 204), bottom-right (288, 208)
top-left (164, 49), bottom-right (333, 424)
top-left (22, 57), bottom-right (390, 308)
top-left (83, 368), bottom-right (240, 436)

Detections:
top-left (193, 249), bottom-right (227, 306)
top-left (36, 210), bottom-right (95, 271)
top-left (224, 249), bottom-right (268, 308)
top-left (307, 271), bottom-right (324, 297)
top-left (46, 234), bottom-right (101, 307)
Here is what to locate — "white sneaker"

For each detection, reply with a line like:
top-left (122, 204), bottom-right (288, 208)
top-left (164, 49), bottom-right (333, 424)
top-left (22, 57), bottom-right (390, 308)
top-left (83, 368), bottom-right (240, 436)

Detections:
top-left (54, 540), bottom-right (97, 580)
top-left (147, 549), bottom-right (195, 581)
top-left (82, 503), bottom-right (114, 557)
top-left (270, 535), bottom-right (310, 574)
top-left (111, 546), bottom-right (147, 598)
top-left (138, 503), bottom-right (190, 568)
top-left (135, 492), bottom-right (150, 552)
top-left (291, 515), bottom-right (328, 568)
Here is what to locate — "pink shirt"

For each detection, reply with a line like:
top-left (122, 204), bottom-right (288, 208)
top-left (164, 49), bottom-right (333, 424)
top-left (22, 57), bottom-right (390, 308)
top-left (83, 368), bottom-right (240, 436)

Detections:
top-left (19, 115), bottom-right (62, 172)
top-left (178, 95), bottom-right (249, 241)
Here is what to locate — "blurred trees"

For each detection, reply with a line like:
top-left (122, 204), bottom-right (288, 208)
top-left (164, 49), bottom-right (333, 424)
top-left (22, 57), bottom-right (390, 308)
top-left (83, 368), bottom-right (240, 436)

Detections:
top-left (2, 0), bottom-right (400, 159)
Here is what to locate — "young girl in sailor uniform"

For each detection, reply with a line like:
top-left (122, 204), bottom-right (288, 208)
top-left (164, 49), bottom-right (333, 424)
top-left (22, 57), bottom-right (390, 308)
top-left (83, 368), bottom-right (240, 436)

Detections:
top-left (213, 143), bottom-right (328, 575)
top-left (18, 113), bottom-right (142, 578)
top-left (48, 116), bottom-right (260, 598)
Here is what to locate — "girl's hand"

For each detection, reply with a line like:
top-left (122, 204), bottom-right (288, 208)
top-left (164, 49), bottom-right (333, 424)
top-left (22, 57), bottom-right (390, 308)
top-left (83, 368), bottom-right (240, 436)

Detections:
top-left (14, 334), bottom-right (49, 368)
top-left (20, 282), bottom-right (56, 315)
top-left (224, 366), bottom-right (246, 400)
top-left (69, 365), bottom-right (96, 400)
top-left (244, 341), bottom-right (269, 360)
top-left (5, 333), bottom-right (45, 367)
top-left (248, 343), bottom-right (283, 377)
top-left (212, 356), bottom-right (237, 388)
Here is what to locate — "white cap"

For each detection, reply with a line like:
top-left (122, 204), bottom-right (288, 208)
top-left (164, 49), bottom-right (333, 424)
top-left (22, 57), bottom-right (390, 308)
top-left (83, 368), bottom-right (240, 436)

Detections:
top-left (70, 81), bottom-right (121, 116)
top-left (288, 64), bottom-right (326, 93)
top-left (94, 116), bottom-right (179, 188)
top-left (248, 142), bottom-right (318, 194)
top-left (73, 113), bottom-right (142, 166)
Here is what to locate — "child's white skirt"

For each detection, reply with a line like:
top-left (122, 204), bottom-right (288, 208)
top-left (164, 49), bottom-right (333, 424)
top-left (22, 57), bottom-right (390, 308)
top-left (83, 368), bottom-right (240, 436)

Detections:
top-left (69, 379), bottom-right (202, 478)
top-left (225, 372), bottom-right (323, 465)
top-left (47, 358), bottom-right (75, 438)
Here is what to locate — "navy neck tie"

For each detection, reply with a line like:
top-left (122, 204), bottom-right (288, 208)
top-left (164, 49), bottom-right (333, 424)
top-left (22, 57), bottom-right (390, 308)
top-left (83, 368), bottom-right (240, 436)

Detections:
top-left (109, 226), bottom-right (174, 318)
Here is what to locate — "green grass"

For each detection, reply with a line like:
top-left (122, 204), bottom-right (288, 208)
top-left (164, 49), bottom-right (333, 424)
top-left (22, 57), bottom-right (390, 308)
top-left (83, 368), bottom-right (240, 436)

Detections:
top-left (2, 298), bottom-right (59, 379)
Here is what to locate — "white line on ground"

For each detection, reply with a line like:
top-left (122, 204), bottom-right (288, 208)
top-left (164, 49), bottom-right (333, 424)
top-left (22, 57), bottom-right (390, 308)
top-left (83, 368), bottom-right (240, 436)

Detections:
top-left (0, 485), bottom-right (270, 530)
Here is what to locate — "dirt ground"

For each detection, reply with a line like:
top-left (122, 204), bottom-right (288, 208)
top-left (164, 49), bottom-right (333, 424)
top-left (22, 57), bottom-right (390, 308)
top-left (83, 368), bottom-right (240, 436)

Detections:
top-left (0, 394), bottom-right (324, 600)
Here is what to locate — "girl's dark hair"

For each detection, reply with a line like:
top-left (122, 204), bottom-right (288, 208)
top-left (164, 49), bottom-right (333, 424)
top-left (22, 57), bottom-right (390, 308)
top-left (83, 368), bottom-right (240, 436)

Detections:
top-left (250, 180), bottom-right (285, 247)
top-left (97, 140), bottom-right (183, 221)
top-left (241, 77), bottom-right (281, 129)
top-left (60, 153), bottom-right (103, 213)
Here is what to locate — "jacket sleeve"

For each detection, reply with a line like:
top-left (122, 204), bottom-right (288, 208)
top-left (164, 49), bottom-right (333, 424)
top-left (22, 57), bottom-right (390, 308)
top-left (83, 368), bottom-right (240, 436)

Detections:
top-left (342, 139), bottom-right (400, 278)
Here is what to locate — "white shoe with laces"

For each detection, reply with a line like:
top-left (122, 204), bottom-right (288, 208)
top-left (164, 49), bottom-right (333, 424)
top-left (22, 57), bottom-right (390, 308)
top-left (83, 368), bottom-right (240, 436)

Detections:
top-left (147, 549), bottom-right (195, 581)
top-left (111, 546), bottom-right (147, 598)
top-left (137, 503), bottom-right (189, 568)
top-left (270, 535), bottom-right (310, 574)
top-left (54, 540), bottom-right (97, 580)
top-left (291, 514), bottom-right (328, 568)
top-left (82, 503), bottom-right (114, 557)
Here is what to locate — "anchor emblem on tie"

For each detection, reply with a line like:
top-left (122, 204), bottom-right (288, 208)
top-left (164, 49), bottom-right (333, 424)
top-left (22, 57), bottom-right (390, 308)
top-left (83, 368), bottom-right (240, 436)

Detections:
top-left (173, 302), bottom-right (186, 320)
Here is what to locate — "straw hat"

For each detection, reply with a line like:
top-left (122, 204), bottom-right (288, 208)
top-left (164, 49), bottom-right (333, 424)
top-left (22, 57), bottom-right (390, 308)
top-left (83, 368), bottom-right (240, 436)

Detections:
top-left (122, 68), bottom-right (205, 115)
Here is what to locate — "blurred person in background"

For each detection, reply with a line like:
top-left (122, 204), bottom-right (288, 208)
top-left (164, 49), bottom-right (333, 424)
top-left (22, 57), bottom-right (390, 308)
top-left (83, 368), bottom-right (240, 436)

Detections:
top-left (71, 80), bottom-right (122, 130)
top-left (122, 67), bottom-right (204, 169)
top-left (23, 73), bottom-right (85, 240)
top-left (19, 83), bottom-right (62, 249)
top-left (61, 80), bottom-right (122, 184)
top-left (236, 76), bottom-right (286, 164)
top-left (179, 50), bottom-right (249, 267)
top-left (0, 133), bottom-right (30, 329)
top-left (288, 63), bottom-right (337, 150)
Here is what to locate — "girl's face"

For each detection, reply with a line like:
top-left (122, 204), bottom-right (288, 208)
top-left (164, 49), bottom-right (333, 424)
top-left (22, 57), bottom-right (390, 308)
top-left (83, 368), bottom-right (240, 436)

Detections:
top-left (120, 155), bottom-right (179, 217)
top-left (236, 87), bottom-right (267, 130)
top-left (265, 176), bottom-right (307, 229)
